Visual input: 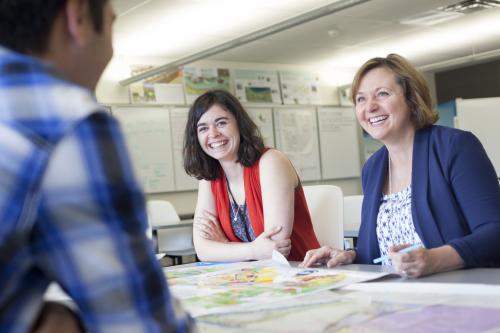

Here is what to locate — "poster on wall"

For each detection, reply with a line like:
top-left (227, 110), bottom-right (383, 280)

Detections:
top-left (183, 66), bottom-right (232, 103)
top-left (128, 65), bottom-right (185, 104)
top-left (279, 70), bottom-right (320, 105)
top-left (247, 108), bottom-right (275, 147)
top-left (317, 107), bottom-right (361, 179)
top-left (273, 108), bottom-right (321, 181)
top-left (233, 69), bottom-right (281, 104)
top-left (112, 106), bottom-right (175, 193)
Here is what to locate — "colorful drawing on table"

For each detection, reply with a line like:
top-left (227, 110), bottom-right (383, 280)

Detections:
top-left (164, 262), bottom-right (245, 286)
top-left (166, 261), bottom-right (390, 317)
top-left (198, 266), bottom-right (280, 287)
top-left (165, 266), bottom-right (228, 286)
top-left (197, 297), bottom-right (500, 333)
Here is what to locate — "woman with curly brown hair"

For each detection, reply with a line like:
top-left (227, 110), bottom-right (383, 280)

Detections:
top-left (184, 90), bottom-right (319, 262)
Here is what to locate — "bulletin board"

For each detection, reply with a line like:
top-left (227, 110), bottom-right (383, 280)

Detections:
top-left (317, 107), bottom-right (361, 179)
top-left (111, 103), bottom-right (364, 194)
top-left (112, 106), bottom-right (175, 193)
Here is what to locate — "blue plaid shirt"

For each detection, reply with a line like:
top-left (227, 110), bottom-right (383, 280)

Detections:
top-left (0, 47), bottom-right (194, 333)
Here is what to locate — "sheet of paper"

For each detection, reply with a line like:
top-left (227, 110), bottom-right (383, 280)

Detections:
top-left (196, 281), bottom-right (500, 333)
top-left (271, 250), bottom-right (291, 267)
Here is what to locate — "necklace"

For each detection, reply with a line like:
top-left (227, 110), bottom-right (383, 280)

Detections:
top-left (226, 175), bottom-right (244, 222)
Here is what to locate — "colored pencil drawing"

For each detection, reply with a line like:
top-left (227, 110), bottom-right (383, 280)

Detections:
top-left (166, 262), bottom-right (388, 317)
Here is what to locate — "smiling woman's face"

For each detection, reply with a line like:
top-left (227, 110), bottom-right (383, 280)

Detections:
top-left (354, 67), bottom-right (414, 144)
top-left (196, 104), bottom-right (240, 163)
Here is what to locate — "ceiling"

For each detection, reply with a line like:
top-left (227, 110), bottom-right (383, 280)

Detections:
top-left (112, 0), bottom-right (500, 74)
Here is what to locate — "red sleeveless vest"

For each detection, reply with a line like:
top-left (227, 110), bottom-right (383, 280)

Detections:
top-left (211, 151), bottom-right (320, 261)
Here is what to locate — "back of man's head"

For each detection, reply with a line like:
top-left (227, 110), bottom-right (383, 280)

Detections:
top-left (0, 0), bottom-right (106, 54)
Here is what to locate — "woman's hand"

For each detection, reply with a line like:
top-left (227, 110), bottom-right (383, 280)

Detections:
top-left (389, 244), bottom-right (464, 278)
top-left (389, 244), bottom-right (435, 278)
top-left (300, 246), bottom-right (356, 268)
top-left (251, 226), bottom-right (291, 260)
top-left (194, 210), bottom-right (228, 243)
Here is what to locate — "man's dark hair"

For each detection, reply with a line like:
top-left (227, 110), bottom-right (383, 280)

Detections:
top-left (0, 0), bottom-right (106, 54)
top-left (183, 90), bottom-right (265, 180)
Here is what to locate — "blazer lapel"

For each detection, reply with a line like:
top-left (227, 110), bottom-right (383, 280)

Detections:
top-left (412, 127), bottom-right (444, 248)
top-left (360, 147), bottom-right (388, 262)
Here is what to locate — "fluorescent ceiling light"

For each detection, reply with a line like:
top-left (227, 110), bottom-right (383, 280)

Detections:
top-left (114, 0), bottom-right (339, 57)
top-left (399, 10), bottom-right (464, 26)
top-left (323, 8), bottom-right (500, 68)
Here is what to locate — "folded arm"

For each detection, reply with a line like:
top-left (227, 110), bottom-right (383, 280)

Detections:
top-left (194, 179), bottom-right (290, 261)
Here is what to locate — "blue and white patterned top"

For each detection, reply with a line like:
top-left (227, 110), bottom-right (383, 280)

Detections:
top-left (229, 201), bottom-right (256, 242)
top-left (376, 185), bottom-right (423, 266)
top-left (0, 47), bottom-right (193, 333)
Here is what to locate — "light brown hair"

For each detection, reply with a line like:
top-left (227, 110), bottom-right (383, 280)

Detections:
top-left (351, 53), bottom-right (439, 129)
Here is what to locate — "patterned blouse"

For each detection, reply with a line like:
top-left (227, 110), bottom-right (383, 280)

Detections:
top-left (229, 201), bottom-right (256, 242)
top-left (376, 185), bottom-right (423, 266)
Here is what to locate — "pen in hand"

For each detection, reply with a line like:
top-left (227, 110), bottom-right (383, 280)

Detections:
top-left (372, 244), bottom-right (423, 264)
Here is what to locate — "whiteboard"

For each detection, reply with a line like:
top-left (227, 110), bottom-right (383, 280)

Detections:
top-left (273, 107), bottom-right (321, 181)
top-left (112, 106), bottom-right (175, 193)
top-left (456, 97), bottom-right (500, 176)
top-left (317, 107), bottom-right (361, 179)
top-left (170, 108), bottom-right (199, 191)
top-left (247, 107), bottom-right (275, 148)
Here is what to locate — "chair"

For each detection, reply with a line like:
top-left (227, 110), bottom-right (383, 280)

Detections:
top-left (302, 185), bottom-right (344, 250)
top-left (343, 195), bottom-right (363, 247)
top-left (146, 200), bottom-right (196, 265)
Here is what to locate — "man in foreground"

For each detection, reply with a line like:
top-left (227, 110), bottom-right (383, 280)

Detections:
top-left (0, 0), bottom-right (193, 332)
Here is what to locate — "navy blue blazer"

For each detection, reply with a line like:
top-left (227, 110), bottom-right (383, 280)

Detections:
top-left (356, 125), bottom-right (500, 267)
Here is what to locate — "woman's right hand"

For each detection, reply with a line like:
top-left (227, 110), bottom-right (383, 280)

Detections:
top-left (300, 246), bottom-right (356, 268)
top-left (251, 226), bottom-right (291, 260)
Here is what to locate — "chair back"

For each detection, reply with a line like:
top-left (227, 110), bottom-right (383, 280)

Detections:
top-left (303, 185), bottom-right (344, 249)
top-left (146, 200), bottom-right (193, 253)
top-left (147, 200), bottom-right (181, 226)
top-left (343, 195), bottom-right (363, 237)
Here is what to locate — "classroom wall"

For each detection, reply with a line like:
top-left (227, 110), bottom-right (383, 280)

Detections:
top-left (96, 56), bottom-right (421, 216)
